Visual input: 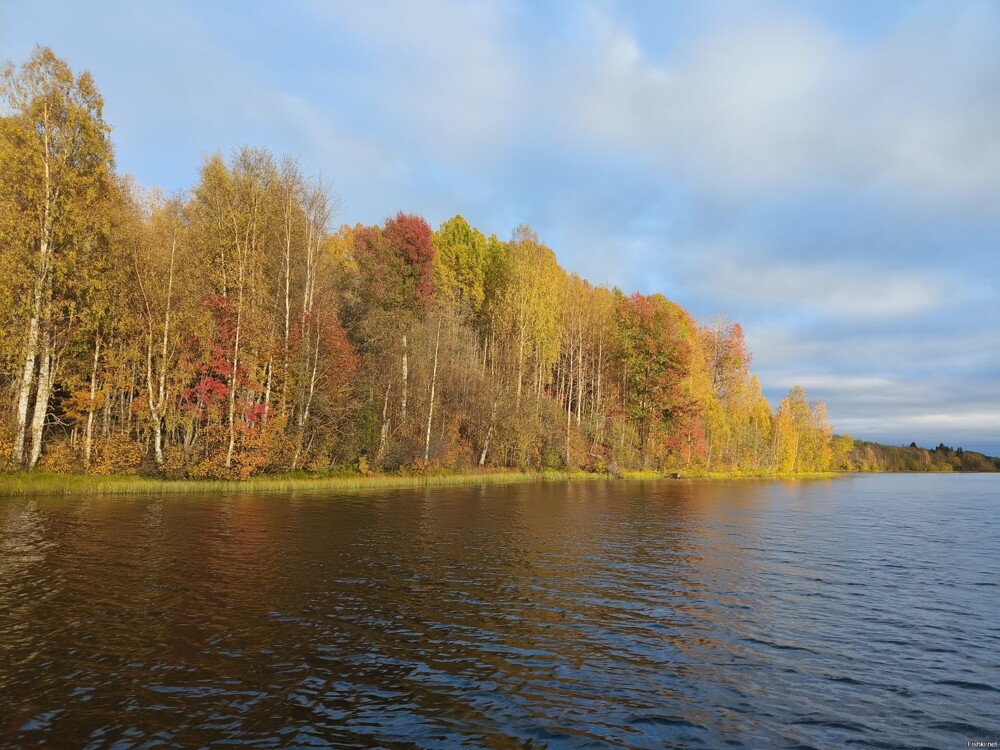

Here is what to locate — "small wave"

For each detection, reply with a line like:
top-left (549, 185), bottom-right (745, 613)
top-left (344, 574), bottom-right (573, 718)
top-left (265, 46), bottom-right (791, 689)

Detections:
top-left (630, 714), bottom-right (707, 730)
top-left (792, 718), bottom-right (864, 732)
top-left (825, 675), bottom-right (865, 686)
top-left (928, 719), bottom-right (991, 735)
top-left (741, 636), bottom-right (812, 652)
top-left (935, 679), bottom-right (998, 693)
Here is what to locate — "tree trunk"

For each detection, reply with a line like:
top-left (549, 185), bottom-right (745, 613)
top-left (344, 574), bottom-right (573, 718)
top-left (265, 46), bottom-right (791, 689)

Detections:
top-left (565, 343), bottom-right (573, 467)
top-left (17, 104), bottom-right (54, 466)
top-left (126, 362), bottom-right (137, 438)
top-left (378, 382), bottom-right (391, 462)
top-left (515, 327), bottom-right (524, 406)
top-left (262, 357), bottom-right (272, 426)
top-left (13, 239), bottom-right (48, 465)
top-left (225, 291), bottom-right (243, 470)
top-left (293, 325), bottom-right (321, 470)
top-left (27, 333), bottom-right (52, 469)
top-left (401, 333), bottom-right (408, 423)
top-left (142, 229), bottom-right (177, 467)
top-left (147, 315), bottom-right (164, 467)
top-left (282, 194), bottom-right (292, 418)
top-left (12, 310), bottom-right (40, 465)
top-left (84, 337), bottom-right (101, 465)
top-left (595, 338), bottom-right (604, 439)
top-left (150, 404), bottom-right (164, 465)
top-left (102, 391), bottom-right (111, 438)
top-left (479, 393), bottom-right (499, 467)
top-left (424, 316), bottom-right (442, 462)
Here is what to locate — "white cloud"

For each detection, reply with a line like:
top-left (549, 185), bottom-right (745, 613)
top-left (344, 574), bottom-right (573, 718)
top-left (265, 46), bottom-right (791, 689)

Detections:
top-left (772, 375), bottom-right (898, 395)
top-left (680, 245), bottom-right (947, 320)
top-left (904, 411), bottom-right (1000, 429)
top-left (552, 1), bottom-right (1000, 209)
top-left (300, 0), bottom-right (522, 164)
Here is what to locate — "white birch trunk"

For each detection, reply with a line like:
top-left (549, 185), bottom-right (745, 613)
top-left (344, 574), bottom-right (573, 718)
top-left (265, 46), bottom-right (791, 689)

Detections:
top-left (12, 310), bottom-right (40, 465)
top-left (515, 326), bottom-right (524, 406)
top-left (401, 333), bottom-right (408, 422)
top-left (424, 316), bottom-right (442, 462)
top-left (225, 281), bottom-right (243, 470)
top-left (479, 393), bottom-right (499, 467)
top-left (282, 193), bottom-right (292, 417)
top-left (378, 382), bottom-right (391, 462)
top-left (293, 325), bottom-right (321, 470)
top-left (565, 342), bottom-right (573, 467)
top-left (84, 337), bottom-right (100, 465)
top-left (27, 334), bottom-right (52, 468)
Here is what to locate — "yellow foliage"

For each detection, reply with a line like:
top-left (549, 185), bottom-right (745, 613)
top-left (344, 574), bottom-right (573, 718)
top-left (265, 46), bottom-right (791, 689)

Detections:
top-left (90, 438), bottom-right (145, 475)
top-left (0, 420), bottom-right (16, 472)
top-left (39, 440), bottom-right (81, 473)
top-left (229, 431), bottom-right (271, 480)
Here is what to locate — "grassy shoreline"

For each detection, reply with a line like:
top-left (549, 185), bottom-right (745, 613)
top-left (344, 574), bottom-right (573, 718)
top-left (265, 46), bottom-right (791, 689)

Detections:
top-left (0, 470), bottom-right (639, 497)
top-left (0, 469), bottom-right (843, 497)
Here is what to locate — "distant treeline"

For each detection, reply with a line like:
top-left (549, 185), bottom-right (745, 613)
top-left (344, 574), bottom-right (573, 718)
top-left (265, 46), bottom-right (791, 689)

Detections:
top-left (841, 440), bottom-right (999, 473)
top-left (0, 47), bottom-right (938, 480)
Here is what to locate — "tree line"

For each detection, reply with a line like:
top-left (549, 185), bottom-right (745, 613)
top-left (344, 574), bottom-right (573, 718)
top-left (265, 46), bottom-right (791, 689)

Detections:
top-left (1, 47), bottom-right (844, 478)
top-left (842, 441), bottom-right (999, 473)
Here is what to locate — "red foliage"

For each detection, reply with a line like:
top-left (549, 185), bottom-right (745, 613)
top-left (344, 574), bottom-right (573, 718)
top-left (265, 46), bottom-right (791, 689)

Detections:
top-left (384, 212), bottom-right (435, 299)
top-left (193, 375), bottom-right (228, 403)
top-left (354, 213), bottom-right (436, 316)
top-left (702, 320), bottom-right (751, 401)
top-left (176, 294), bottom-right (263, 423)
top-left (203, 294), bottom-right (236, 350)
top-left (317, 307), bottom-right (357, 393)
top-left (617, 292), bottom-right (701, 465)
top-left (243, 401), bottom-right (268, 428)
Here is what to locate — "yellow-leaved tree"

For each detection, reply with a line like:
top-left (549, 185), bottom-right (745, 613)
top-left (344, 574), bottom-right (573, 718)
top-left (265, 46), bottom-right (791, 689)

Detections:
top-left (0, 46), bottom-right (114, 468)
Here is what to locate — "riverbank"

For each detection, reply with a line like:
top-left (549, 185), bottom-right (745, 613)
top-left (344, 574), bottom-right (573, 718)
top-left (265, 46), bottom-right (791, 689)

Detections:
top-left (0, 469), bottom-right (842, 497)
top-left (0, 469), bottom-right (657, 497)
top-left (685, 470), bottom-right (841, 480)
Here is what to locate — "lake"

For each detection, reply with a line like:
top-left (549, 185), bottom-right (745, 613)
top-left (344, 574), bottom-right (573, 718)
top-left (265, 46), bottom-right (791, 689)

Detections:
top-left (1, 474), bottom-right (997, 748)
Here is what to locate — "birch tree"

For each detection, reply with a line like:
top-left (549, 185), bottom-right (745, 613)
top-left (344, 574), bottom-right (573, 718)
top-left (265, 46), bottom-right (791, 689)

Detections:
top-left (0, 46), bottom-right (113, 467)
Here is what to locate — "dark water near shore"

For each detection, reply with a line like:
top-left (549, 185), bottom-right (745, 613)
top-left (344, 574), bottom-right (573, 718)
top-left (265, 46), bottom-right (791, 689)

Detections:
top-left (1, 475), bottom-right (997, 748)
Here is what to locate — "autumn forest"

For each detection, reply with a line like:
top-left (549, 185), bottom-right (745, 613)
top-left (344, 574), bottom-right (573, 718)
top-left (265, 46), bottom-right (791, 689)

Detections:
top-left (3, 46), bottom-right (959, 481)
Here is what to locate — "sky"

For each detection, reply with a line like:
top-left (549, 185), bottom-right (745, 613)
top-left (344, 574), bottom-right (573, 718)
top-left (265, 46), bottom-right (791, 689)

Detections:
top-left (3, 0), bottom-right (999, 454)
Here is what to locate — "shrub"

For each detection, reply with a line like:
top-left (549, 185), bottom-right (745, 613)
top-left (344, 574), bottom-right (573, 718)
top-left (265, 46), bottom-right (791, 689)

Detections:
top-left (90, 438), bottom-right (146, 475)
top-left (39, 440), bottom-right (81, 473)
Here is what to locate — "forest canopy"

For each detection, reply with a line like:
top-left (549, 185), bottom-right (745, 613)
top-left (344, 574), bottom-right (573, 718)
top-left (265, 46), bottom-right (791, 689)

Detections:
top-left (3, 47), bottom-right (989, 478)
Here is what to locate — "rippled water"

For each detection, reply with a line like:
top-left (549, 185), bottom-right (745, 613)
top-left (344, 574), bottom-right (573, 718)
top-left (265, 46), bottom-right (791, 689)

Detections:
top-left (1, 474), bottom-right (997, 748)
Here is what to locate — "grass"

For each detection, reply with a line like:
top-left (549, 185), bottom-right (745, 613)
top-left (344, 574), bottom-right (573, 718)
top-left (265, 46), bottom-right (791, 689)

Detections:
top-left (0, 468), bottom-right (841, 497)
top-left (0, 469), bottom-right (610, 497)
top-left (680, 470), bottom-right (841, 480)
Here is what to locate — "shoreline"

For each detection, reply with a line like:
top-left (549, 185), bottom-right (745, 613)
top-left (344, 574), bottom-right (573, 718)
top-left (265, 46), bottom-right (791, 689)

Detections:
top-left (0, 470), bottom-right (842, 497)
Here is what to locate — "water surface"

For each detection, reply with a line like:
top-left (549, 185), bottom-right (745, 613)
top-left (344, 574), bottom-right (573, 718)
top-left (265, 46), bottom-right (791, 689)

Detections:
top-left (1, 474), bottom-right (997, 748)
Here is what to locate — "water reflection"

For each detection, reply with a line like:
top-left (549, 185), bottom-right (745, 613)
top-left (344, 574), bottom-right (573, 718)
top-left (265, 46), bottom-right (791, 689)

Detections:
top-left (0, 475), bottom-right (997, 748)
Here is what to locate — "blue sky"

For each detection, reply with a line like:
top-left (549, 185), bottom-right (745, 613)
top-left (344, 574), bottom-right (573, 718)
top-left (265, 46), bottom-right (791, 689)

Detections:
top-left (3, 0), bottom-right (998, 454)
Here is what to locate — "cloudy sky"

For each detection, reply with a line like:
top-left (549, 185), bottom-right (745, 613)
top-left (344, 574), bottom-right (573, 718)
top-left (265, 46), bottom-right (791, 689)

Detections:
top-left (3, 0), bottom-right (999, 454)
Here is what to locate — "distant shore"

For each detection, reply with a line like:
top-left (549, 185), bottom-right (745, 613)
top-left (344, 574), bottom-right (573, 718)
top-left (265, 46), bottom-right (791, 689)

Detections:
top-left (0, 470), bottom-right (845, 497)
